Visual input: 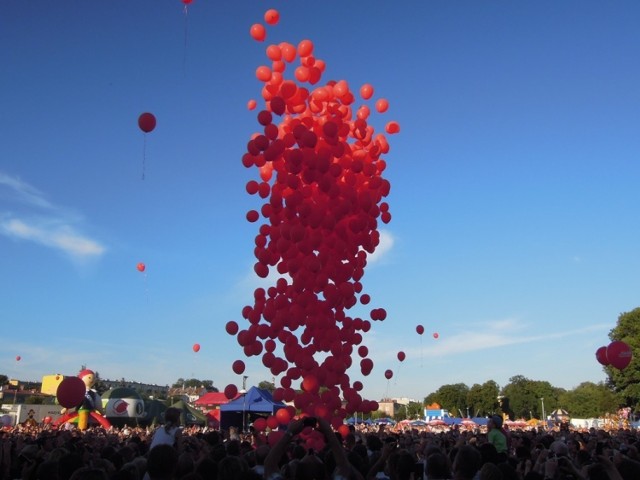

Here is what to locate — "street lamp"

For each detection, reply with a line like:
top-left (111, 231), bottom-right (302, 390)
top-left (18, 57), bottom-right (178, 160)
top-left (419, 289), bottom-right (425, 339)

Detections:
top-left (540, 398), bottom-right (546, 427)
top-left (241, 375), bottom-right (249, 433)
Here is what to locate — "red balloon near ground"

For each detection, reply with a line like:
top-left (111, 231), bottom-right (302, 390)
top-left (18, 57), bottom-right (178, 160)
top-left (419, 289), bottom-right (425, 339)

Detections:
top-left (232, 360), bottom-right (246, 375)
top-left (384, 369), bottom-right (393, 380)
top-left (595, 346), bottom-right (609, 366)
top-left (138, 113), bottom-right (156, 133)
top-left (192, 343), bottom-right (200, 353)
top-left (224, 384), bottom-right (238, 399)
top-left (56, 376), bottom-right (86, 408)
top-left (253, 417), bottom-right (267, 431)
top-left (137, 263), bottom-right (145, 272)
top-left (416, 325), bottom-right (424, 335)
top-left (275, 408), bottom-right (291, 425)
top-left (607, 341), bottom-right (633, 370)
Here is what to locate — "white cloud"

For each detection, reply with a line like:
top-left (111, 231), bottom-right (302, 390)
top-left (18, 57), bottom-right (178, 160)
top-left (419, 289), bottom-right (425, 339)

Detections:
top-left (367, 229), bottom-right (394, 264)
top-left (0, 172), bottom-right (52, 209)
top-left (0, 171), bottom-right (106, 261)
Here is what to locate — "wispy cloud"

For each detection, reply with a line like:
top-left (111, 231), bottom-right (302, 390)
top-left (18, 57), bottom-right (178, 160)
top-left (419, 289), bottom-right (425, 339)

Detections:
top-left (0, 171), bottom-right (106, 261)
top-left (421, 319), bottom-right (606, 358)
top-left (0, 172), bottom-right (53, 209)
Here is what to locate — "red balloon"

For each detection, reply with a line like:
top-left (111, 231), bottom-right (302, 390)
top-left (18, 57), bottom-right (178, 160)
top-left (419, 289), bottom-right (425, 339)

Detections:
top-left (275, 408), bottom-right (291, 425)
top-left (253, 417), bottom-right (267, 431)
top-left (247, 99), bottom-right (257, 110)
top-left (225, 321), bottom-right (239, 335)
top-left (264, 9), bottom-right (279, 25)
top-left (397, 351), bottom-right (405, 362)
top-left (232, 360), bottom-right (246, 375)
top-left (416, 325), bottom-right (424, 335)
top-left (15, 355), bottom-right (21, 361)
top-left (433, 332), bottom-right (439, 339)
top-left (182, 0), bottom-right (193, 4)
top-left (384, 369), bottom-right (393, 380)
top-left (224, 384), bottom-right (238, 399)
top-left (192, 343), bottom-right (200, 353)
top-left (138, 112), bottom-right (156, 133)
top-left (56, 376), bottom-right (86, 408)
top-left (137, 262), bottom-right (145, 272)
top-left (360, 83), bottom-right (374, 100)
top-left (607, 341), bottom-right (633, 370)
top-left (266, 415), bottom-right (279, 430)
top-left (250, 23), bottom-right (266, 42)
top-left (595, 346), bottom-right (609, 366)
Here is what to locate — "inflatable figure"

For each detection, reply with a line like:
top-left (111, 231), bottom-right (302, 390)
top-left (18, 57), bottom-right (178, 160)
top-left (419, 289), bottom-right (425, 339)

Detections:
top-left (55, 369), bottom-right (111, 430)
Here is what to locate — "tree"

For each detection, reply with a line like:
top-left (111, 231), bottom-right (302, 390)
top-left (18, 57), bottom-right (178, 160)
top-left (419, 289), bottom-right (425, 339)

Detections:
top-left (558, 382), bottom-right (619, 418)
top-left (0, 374), bottom-right (8, 385)
top-left (467, 381), bottom-right (500, 417)
top-left (171, 378), bottom-right (216, 390)
top-left (502, 375), bottom-right (563, 419)
top-left (606, 307), bottom-right (640, 409)
top-left (424, 383), bottom-right (469, 416)
top-left (258, 381), bottom-right (275, 392)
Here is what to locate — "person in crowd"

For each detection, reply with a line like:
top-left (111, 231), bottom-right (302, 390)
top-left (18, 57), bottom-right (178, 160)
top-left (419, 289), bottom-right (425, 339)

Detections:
top-left (149, 408), bottom-right (182, 450)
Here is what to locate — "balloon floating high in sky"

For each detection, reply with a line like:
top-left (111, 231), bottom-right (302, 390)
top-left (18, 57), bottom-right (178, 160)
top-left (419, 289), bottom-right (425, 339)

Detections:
top-left (137, 112), bottom-right (156, 180)
top-left (225, 8), bottom-right (400, 426)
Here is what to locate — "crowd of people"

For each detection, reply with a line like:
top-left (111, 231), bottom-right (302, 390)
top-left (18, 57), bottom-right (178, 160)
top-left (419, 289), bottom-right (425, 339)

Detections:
top-left (1, 409), bottom-right (640, 480)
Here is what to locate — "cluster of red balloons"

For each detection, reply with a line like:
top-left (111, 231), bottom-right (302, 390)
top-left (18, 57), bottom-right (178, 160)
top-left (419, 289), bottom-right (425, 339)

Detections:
top-left (595, 340), bottom-right (633, 370)
top-left (223, 9), bottom-right (400, 426)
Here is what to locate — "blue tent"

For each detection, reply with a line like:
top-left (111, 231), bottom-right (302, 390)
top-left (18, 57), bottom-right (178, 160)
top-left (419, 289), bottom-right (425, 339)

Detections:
top-left (219, 387), bottom-right (286, 431)
top-left (346, 417), bottom-right (372, 425)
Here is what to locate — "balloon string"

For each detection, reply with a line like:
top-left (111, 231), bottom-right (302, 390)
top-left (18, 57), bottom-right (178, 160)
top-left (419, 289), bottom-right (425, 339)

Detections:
top-left (420, 336), bottom-right (423, 368)
top-left (183, 5), bottom-right (189, 77)
top-left (142, 134), bottom-right (146, 180)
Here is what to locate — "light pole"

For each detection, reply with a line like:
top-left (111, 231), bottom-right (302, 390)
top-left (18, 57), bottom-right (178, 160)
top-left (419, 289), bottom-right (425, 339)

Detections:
top-left (540, 398), bottom-right (546, 427)
top-left (241, 375), bottom-right (249, 433)
top-left (466, 406), bottom-right (470, 418)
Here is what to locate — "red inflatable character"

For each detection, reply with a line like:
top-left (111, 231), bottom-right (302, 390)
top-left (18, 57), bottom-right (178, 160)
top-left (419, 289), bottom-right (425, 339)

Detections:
top-left (54, 369), bottom-right (111, 430)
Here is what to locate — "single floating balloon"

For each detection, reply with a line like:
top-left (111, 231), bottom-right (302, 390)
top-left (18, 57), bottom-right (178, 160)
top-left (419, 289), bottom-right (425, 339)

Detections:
top-left (137, 263), bottom-right (146, 272)
top-left (433, 332), bottom-right (439, 339)
top-left (416, 325), bottom-right (425, 335)
top-left (224, 383), bottom-right (238, 399)
top-left (264, 9), bottom-right (279, 25)
top-left (595, 346), bottom-right (609, 366)
top-left (247, 99), bottom-right (257, 110)
top-left (397, 351), bottom-right (405, 362)
top-left (250, 23), bottom-right (266, 42)
top-left (607, 340), bottom-right (633, 370)
top-left (56, 376), bottom-right (86, 409)
top-left (384, 369), bottom-right (393, 380)
top-left (15, 355), bottom-right (21, 361)
top-left (193, 343), bottom-right (201, 353)
top-left (138, 113), bottom-right (156, 133)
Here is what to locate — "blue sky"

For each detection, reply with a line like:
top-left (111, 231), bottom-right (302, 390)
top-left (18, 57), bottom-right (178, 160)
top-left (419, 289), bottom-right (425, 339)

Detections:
top-left (2, 1), bottom-right (639, 407)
